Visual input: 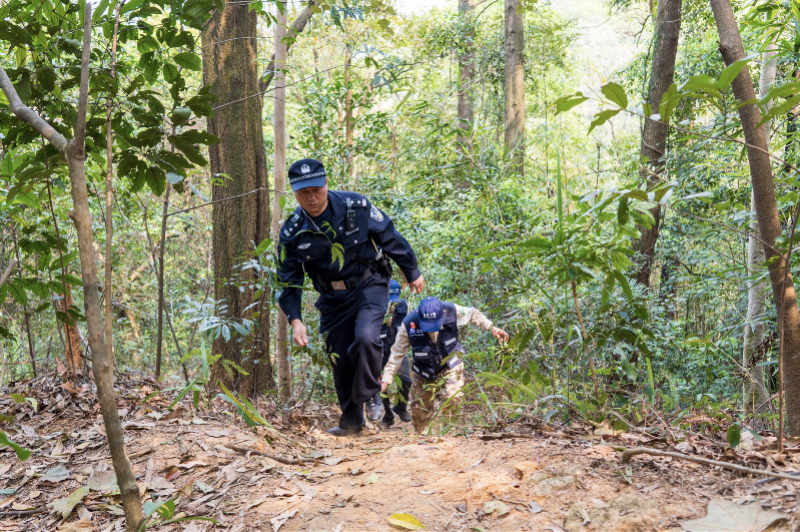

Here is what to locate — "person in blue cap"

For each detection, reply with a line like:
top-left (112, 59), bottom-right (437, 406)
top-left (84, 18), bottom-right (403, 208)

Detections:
top-left (367, 279), bottom-right (412, 428)
top-left (381, 296), bottom-right (509, 432)
top-left (276, 159), bottom-right (424, 436)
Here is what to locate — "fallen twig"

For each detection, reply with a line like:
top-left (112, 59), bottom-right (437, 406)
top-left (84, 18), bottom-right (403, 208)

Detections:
top-left (0, 508), bottom-right (46, 516)
top-left (229, 445), bottom-right (300, 465)
top-left (622, 447), bottom-right (800, 481)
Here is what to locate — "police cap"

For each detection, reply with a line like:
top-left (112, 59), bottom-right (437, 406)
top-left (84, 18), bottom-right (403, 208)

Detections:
top-left (288, 158), bottom-right (327, 191)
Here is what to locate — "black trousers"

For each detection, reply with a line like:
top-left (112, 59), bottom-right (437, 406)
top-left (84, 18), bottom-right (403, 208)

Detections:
top-left (318, 274), bottom-right (389, 429)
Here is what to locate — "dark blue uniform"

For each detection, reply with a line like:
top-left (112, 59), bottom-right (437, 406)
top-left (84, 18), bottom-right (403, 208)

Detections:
top-left (277, 190), bottom-right (421, 429)
top-left (379, 299), bottom-right (411, 422)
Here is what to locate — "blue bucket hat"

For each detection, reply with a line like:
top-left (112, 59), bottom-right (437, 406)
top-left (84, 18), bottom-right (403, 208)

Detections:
top-left (389, 280), bottom-right (401, 303)
top-left (288, 158), bottom-right (327, 191)
top-left (418, 297), bottom-right (444, 333)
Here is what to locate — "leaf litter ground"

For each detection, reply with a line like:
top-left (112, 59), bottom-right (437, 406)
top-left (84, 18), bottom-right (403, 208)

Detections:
top-left (0, 375), bottom-right (797, 531)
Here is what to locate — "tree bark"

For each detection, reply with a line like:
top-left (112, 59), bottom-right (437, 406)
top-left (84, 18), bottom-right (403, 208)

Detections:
top-left (742, 31), bottom-right (776, 421)
top-left (710, 0), bottom-right (800, 435)
top-left (273, 0), bottom-right (292, 401)
top-left (155, 183), bottom-right (171, 380)
top-left (344, 44), bottom-right (354, 186)
top-left (0, 5), bottom-right (144, 528)
top-left (634, 0), bottom-right (682, 287)
top-left (504, 0), bottom-right (525, 175)
top-left (202, 2), bottom-right (273, 396)
top-left (105, 3), bottom-right (121, 368)
top-left (457, 0), bottom-right (476, 159)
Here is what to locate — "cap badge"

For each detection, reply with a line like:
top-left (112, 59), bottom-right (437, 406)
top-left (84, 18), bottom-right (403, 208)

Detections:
top-left (301, 163), bottom-right (311, 174)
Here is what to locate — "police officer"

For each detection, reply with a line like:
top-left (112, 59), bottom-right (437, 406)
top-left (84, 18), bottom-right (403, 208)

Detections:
top-left (367, 280), bottom-right (412, 428)
top-left (277, 159), bottom-right (424, 436)
top-left (381, 296), bottom-right (509, 432)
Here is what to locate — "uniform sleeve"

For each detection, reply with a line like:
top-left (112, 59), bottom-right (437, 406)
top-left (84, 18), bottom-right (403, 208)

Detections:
top-left (382, 325), bottom-right (411, 386)
top-left (454, 304), bottom-right (494, 332)
top-left (367, 202), bottom-right (422, 283)
top-left (276, 232), bottom-right (305, 324)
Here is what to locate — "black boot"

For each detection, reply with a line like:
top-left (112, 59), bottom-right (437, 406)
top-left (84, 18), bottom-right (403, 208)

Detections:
top-left (381, 397), bottom-right (395, 429)
top-left (327, 425), bottom-right (363, 437)
top-left (366, 393), bottom-right (384, 423)
top-left (394, 404), bottom-right (411, 423)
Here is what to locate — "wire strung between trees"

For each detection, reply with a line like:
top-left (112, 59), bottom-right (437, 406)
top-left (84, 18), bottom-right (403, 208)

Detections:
top-left (166, 187), bottom-right (288, 217)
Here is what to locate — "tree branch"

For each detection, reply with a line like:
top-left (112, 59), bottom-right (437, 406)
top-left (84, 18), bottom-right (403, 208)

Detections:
top-left (0, 69), bottom-right (68, 153)
top-left (257, 0), bottom-right (319, 93)
top-left (0, 259), bottom-right (18, 289)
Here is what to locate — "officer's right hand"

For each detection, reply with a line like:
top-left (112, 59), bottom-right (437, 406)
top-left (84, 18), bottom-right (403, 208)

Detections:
top-left (381, 382), bottom-right (388, 393)
top-left (408, 275), bottom-right (425, 294)
top-left (290, 319), bottom-right (309, 347)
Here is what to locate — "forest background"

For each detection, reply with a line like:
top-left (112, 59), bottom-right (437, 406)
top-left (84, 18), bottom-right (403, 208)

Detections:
top-left (1, 0), bottom-right (799, 502)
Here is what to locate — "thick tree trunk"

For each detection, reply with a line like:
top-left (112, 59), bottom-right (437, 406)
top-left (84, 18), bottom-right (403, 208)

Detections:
top-left (743, 34), bottom-right (777, 420)
top-left (457, 0), bottom-right (476, 158)
top-left (634, 0), bottom-right (682, 287)
top-left (202, 3), bottom-right (273, 396)
top-left (504, 0), bottom-right (525, 175)
top-left (273, 1), bottom-right (292, 401)
top-left (710, 0), bottom-right (800, 434)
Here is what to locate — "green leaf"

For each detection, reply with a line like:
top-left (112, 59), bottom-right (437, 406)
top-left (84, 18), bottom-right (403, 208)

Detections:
top-left (170, 107), bottom-right (192, 126)
top-left (0, 432), bottom-right (30, 461)
top-left (137, 35), bottom-right (159, 54)
top-left (174, 52), bottom-right (202, 71)
top-left (145, 166), bottom-right (166, 196)
top-left (617, 196), bottom-right (629, 225)
top-left (717, 55), bottom-right (757, 90)
top-left (612, 271), bottom-right (633, 302)
top-left (144, 499), bottom-right (175, 520)
top-left (727, 423), bottom-right (741, 449)
top-left (588, 109), bottom-right (620, 134)
top-left (658, 83), bottom-right (679, 123)
top-left (163, 63), bottom-right (180, 83)
top-left (552, 92), bottom-right (588, 114)
top-left (600, 82), bottom-right (628, 108)
top-left (388, 513), bottom-right (425, 530)
top-left (48, 487), bottom-right (88, 518)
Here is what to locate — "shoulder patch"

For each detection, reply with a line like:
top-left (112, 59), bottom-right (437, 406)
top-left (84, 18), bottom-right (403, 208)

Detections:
top-left (370, 205), bottom-right (385, 222)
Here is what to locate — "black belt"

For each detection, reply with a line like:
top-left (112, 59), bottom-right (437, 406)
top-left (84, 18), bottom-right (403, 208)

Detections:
top-left (317, 269), bottom-right (373, 292)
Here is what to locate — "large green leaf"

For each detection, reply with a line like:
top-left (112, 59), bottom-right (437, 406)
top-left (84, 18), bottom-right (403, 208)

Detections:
top-left (0, 432), bottom-right (30, 461)
top-left (588, 109), bottom-right (620, 134)
top-left (601, 82), bottom-right (628, 108)
top-left (174, 52), bottom-right (202, 71)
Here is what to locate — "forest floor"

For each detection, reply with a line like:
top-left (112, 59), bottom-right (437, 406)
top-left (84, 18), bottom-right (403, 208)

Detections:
top-left (0, 375), bottom-right (797, 532)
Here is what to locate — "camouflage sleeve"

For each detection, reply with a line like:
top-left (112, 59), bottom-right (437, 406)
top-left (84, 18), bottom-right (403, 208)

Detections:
top-left (455, 304), bottom-right (494, 332)
top-left (382, 326), bottom-right (411, 385)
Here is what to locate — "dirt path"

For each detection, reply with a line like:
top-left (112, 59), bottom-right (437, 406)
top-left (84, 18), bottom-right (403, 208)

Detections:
top-left (0, 380), bottom-right (796, 531)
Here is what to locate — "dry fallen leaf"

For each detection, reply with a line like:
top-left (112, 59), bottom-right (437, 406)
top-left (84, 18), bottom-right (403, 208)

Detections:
top-left (387, 513), bottom-right (424, 530)
top-left (584, 444), bottom-right (616, 460)
top-left (679, 498), bottom-right (788, 532)
top-left (48, 487), bottom-right (89, 519)
top-left (56, 519), bottom-right (93, 532)
top-left (87, 471), bottom-right (117, 492)
top-left (205, 430), bottom-right (228, 438)
top-left (270, 508), bottom-right (297, 532)
top-left (163, 407), bottom-right (186, 421)
top-left (40, 466), bottom-right (71, 483)
top-left (483, 500), bottom-right (510, 517)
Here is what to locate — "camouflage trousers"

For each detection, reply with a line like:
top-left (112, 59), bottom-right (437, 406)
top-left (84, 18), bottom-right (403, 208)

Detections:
top-left (409, 364), bottom-right (465, 433)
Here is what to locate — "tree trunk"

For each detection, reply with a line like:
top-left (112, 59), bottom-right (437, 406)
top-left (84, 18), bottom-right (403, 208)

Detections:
top-left (60, 292), bottom-right (83, 375)
top-left (634, 0), bottom-right (682, 287)
top-left (155, 184), bottom-right (171, 380)
top-left (743, 31), bottom-right (777, 421)
top-left (105, 4), bottom-right (121, 369)
top-left (273, 0), bottom-right (292, 401)
top-left (344, 44), bottom-right (354, 186)
top-left (202, 2), bottom-right (273, 396)
top-left (457, 0), bottom-right (476, 159)
top-left (0, 5), bottom-right (144, 528)
top-left (504, 0), bottom-right (525, 175)
top-left (710, 0), bottom-right (800, 435)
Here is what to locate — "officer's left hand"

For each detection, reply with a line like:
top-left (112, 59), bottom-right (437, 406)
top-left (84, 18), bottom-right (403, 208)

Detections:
top-left (492, 327), bottom-right (509, 343)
